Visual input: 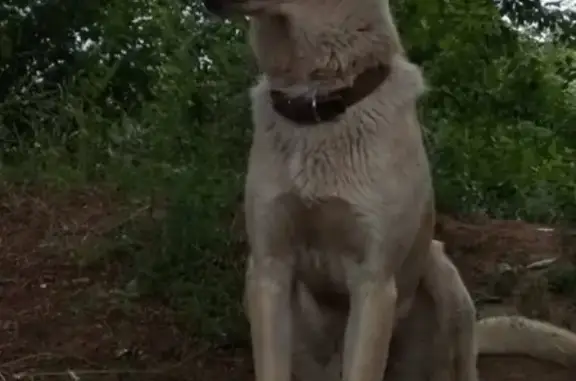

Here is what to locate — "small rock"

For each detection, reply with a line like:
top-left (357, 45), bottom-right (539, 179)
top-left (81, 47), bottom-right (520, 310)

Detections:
top-left (72, 277), bottom-right (91, 285)
top-left (496, 262), bottom-right (514, 274)
top-left (0, 277), bottom-right (15, 285)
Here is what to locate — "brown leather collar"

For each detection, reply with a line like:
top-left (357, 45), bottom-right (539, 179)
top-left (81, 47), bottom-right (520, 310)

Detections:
top-left (269, 64), bottom-right (391, 126)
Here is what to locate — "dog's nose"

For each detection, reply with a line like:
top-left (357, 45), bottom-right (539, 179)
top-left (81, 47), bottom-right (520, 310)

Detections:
top-left (203, 0), bottom-right (225, 15)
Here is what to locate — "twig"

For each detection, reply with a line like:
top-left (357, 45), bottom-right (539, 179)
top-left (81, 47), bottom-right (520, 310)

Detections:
top-left (0, 352), bottom-right (60, 368)
top-left (525, 257), bottom-right (559, 270)
top-left (4, 344), bottom-right (211, 380)
top-left (14, 368), bottom-right (164, 379)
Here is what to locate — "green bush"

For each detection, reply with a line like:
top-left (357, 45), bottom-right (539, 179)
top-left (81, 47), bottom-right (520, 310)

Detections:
top-left (1, 0), bottom-right (575, 338)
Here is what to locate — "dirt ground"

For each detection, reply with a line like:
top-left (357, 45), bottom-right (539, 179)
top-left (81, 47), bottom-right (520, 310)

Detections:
top-left (1, 185), bottom-right (575, 380)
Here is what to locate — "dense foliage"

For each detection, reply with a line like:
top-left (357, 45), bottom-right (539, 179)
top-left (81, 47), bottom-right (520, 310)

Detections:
top-left (1, 0), bottom-right (575, 338)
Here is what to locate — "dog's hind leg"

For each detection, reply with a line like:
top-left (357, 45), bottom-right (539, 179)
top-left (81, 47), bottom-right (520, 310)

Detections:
top-left (385, 240), bottom-right (478, 381)
top-left (426, 240), bottom-right (478, 381)
top-left (383, 285), bottom-right (437, 381)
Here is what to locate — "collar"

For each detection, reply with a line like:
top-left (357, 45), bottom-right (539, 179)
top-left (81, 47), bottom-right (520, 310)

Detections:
top-left (269, 64), bottom-right (391, 126)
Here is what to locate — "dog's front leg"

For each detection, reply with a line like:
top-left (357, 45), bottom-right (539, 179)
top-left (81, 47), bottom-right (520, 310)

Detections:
top-left (342, 247), bottom-right (397, 381)
top-left (246, 255), bottom-right (294, 381)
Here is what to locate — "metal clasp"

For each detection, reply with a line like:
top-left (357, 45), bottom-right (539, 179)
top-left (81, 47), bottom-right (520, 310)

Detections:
top-left (310, 89), bottom-right (321, 123)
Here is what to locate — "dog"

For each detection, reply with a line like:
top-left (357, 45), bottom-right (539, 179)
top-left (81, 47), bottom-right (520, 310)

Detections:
top-left (202, 0), bottom-right (576, 380)
top-left (204, 0), bottom-right (445, 380)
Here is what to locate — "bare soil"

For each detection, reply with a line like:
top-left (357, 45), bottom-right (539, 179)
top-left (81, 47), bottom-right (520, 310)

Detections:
top-left (1, 185), bottom-right (574, 380)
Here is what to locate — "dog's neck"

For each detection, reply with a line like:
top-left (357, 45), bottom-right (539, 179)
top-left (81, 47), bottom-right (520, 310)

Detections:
top-left (248, 1), bottom-right (403, 97)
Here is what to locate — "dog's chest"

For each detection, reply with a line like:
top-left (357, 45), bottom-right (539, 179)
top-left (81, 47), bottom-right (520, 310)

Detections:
top-left (274, 135), bottom-right (378, 294)
top-left (253, 123), bottom-right (410, 292)
top-left (279, 126), bottom-right (381, 200)
top-left (267, 128), bottom-right (387, 284)
top-left (290, 196), bottom-right (367, 296)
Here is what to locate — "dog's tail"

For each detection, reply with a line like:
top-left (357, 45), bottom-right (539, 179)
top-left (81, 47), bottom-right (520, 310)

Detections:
top-left (476, 315), bottom-right (576, 366)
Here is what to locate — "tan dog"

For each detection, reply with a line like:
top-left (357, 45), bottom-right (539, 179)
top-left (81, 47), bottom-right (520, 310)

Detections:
top-left (203, 1), bottom-right (436, 381)
top-left (383, 239), bottom-right (478, 381)
top-left (201, 0), bottom-right (576, 380)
